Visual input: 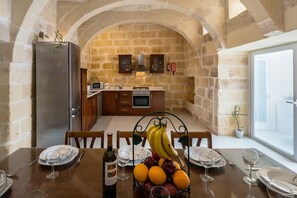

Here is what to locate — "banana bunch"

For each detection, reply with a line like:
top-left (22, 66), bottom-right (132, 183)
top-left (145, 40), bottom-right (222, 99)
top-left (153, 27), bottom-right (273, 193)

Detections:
top-left (147, 124), bottom-right (178, 160)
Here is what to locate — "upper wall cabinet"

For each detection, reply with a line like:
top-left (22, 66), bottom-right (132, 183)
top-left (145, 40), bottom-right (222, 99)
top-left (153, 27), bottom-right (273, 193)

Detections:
top-left (119, 54), bottom-right (132, 73)
top-left (150, 54), bottom-right (164, 73)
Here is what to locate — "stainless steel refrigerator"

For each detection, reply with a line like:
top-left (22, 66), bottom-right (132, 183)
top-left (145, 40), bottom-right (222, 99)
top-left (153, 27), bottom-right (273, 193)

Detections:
top-left (36, 42), bottom-right (81, 147)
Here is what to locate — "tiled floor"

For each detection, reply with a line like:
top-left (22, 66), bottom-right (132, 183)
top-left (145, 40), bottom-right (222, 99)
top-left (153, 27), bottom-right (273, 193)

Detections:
top-left (91, 111), bottom-right (297, 173)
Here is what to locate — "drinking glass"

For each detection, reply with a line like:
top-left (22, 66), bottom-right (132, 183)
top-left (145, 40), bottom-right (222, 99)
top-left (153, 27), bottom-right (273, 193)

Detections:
top-left (26, 189), bottom-right (45, 198)
top-left (0, 170), bottom-right (7, 192)
top-left (150, 186), bottom-right (170, 198)
top-left (117, 150), bottom-right (130, 180)
top-left (241, 149), bottom-right (259, 185)
top-left (199, 152), bottom-right (215, 182)
top-left (45, 150), bottom-right (60, 179)
top-left (266, 180), bottom-right (294, 198)
top-left (200, 181), bottom-right (215, 198)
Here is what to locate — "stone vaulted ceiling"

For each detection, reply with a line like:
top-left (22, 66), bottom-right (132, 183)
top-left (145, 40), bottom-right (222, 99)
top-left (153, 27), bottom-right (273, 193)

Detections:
top-left (56, 0), bottom-right (285, 51)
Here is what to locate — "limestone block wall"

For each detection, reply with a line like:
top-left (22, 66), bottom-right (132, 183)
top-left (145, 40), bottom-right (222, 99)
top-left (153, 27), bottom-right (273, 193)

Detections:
top-left (184, 33), bottom-right (219, 134)
top-left (0, 0), bottom-right (57, 160)
top-left (84, 24), bottom-right (193, 111)
top-left (217, 51), bottom-right (249, 136)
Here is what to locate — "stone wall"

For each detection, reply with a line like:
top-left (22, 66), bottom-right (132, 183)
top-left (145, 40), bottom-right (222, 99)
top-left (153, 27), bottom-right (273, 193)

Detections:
top-left (217, 51), bottom-right (249, 136)
top-left (83, 24), bottom-right (193, 111)
top-left (0, 0), bottom-right (57, 160)
top-left (184, 33), bottom-right (219, 134)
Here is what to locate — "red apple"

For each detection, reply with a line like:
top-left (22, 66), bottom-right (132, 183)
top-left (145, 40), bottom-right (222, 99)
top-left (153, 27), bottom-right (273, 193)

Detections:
top-left (144, 180), bottom-right (154, 193)
top-left (143, 156), bottom-right (157, 169)
top-left (162, 159), bottom-right (176, 175)
top-left (163, 182), bottom-right (178, 197)
top-left (151, 151), bottom-right (160, 162)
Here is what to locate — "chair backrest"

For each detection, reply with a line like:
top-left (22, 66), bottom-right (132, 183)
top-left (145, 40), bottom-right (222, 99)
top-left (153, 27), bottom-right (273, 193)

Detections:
top-left (170, 131), bottom-right (212, 149)
top-left (65, 130), bottom-right (105, 148)
top-left (116, 130), bottom-right (147, 148)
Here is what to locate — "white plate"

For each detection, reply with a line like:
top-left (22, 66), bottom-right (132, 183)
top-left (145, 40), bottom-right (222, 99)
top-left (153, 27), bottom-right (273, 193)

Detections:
top-left (127, 149), bottom-right (152, 166)
top-left (257, 167), bottom-right (297, 194)
top-left (38, 147), bottom-right (79, 166)
top-left (39, 145), bottom-right (73, 161)
top-left (118, 145), bottom-right (148, 161)
top-left (184, 147), bottom-right (226, 168)
top-left (0, 178), bottom-right (13, 197)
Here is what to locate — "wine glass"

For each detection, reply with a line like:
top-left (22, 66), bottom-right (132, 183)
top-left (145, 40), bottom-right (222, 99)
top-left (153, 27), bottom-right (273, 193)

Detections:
top-left (199, 152), bottom-right (215, 182)
top-left (200, 181), bottom-right (215, 198)
top-left (241, 149), bottom-right (259, 185)
top-left (117, 150), bottom-right (130, 180)
top-left (150, 186), bottom-right (170, 198)
top-left (266, 180), bottom-right (294, 198)
top-left (45, 150), bottom-right (60, 179)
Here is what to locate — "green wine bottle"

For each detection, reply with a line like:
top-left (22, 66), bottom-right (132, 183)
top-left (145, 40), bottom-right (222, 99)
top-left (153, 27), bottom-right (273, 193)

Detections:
top-left (103, 133), bottom-right (117, 197)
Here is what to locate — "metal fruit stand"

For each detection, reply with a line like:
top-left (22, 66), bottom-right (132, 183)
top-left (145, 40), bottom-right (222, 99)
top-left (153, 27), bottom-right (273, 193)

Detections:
top-left (131, 111), bottom-right (191, 194)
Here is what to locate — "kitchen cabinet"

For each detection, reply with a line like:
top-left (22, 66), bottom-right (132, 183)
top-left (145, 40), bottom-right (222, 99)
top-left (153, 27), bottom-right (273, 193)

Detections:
top-left (102, 91), bottom-right (132, 115)
top-left (86, 95), bottom-right (97, 130)
top-left (150, 91), bottom-right (165, 112)
top-left (81, 68), bottom-right (98, 130)
top-left (102, 91), bottom-right (117, 115)
top-left (150, 54), bottom-right (164, 73)
top-left (119, 55), bottom-right (132, 73)
top-left (117, 91), bottom-right (132, 115)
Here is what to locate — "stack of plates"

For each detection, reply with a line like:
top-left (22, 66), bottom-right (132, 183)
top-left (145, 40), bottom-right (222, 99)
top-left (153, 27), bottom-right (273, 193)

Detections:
top-left (0, 177), bottom-right (13, 197)
top-left (256, 167), bottom-right (297, 195)
top-left (118, 145), bottom-right (151, 166)
top-left (38, 145), bottom-right (79, 166)
top-left (184, 147), bottom-right (226, 168)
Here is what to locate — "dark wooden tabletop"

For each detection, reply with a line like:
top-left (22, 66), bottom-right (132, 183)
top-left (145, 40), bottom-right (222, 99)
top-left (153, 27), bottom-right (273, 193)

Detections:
top-left (0, 148), bottom-right (289, 198)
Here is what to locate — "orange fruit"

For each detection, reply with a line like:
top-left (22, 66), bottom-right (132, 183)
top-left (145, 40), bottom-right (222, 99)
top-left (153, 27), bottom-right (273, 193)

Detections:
top-left (133, 164), bottom-right (148, 183)
top-left (148, 166), bottom-right (166, 185)
top-left (173, 169), bottom-right (190, 190)
top-left (158, 158), bottom-right (165, 167)
top-left (173, 161), bottom-right (181, 170)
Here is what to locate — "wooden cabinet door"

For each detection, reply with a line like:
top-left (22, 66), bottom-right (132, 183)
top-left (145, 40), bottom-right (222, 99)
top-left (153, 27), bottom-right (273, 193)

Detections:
top-left (117, 91), bottom-right (131, 115)
top-left (102, 91), bottom-right (117, 115)
top-left (86, 97), bottom-right (93, 130)
top-left (150, 91), bottom-right (165, 112)
top-left (119, 55), bottom-right (132, 73)
top-left (91, 95), bottom-right (97, 125)
top-left (81, 68), bottom-right (88, 130)
top-left (150, 54), bottom-right (164, 73)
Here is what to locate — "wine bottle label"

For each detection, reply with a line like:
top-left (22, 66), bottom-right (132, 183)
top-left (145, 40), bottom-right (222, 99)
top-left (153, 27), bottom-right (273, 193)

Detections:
top-left (104, 161), bottom-right (117, 186)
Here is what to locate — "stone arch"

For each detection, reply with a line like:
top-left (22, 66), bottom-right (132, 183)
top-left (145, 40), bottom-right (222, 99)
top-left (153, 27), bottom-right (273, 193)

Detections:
top-left (239, 0), bottom-right (284, 35)
top-left (12, 1), bottom-right (51, 62)
top-left (58, 0), bottom-right (226, 49)
top-left (77, 10), bottom-right (202, 53)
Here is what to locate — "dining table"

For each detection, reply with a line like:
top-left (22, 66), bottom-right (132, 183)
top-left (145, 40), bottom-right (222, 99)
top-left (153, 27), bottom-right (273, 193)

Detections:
top-left (0, 147), bottom-right (293, 198)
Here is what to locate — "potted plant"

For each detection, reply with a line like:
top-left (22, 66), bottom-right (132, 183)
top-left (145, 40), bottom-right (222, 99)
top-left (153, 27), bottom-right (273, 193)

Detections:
top-left (231, 105), bottom-right (244, 138)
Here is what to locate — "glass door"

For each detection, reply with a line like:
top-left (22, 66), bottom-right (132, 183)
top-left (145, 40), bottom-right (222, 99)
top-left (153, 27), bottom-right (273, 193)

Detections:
top-left (251, 43), bottom-right (297, 160)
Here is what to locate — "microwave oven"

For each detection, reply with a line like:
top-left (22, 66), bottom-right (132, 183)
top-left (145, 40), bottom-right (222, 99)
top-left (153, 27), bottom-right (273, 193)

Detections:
top-left (91, 82), bottom-right (104, 89)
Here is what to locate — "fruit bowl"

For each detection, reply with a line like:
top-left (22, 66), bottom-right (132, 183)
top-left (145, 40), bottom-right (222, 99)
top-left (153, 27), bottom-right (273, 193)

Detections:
top-left (135, 179), bottom-right (187, 198)
top-left (133, 153), bottom-right (190, 198)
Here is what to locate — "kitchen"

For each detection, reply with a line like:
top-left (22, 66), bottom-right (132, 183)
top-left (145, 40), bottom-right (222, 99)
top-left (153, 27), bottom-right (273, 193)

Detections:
top-left (1, 1), bottom-right (297, 197)
top-left (1, 0), bottom-right (297, 162)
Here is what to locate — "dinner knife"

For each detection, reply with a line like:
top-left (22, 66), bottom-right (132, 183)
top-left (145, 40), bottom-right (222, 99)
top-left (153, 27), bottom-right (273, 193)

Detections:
top-left (218, 151), bottom-right (235, 166)
top-left (27, 157), bottom-right (39, 167)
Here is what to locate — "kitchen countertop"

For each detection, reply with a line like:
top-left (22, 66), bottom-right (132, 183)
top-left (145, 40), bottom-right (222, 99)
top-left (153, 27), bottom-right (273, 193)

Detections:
top-left (86, 86), bottom-right (165, 98)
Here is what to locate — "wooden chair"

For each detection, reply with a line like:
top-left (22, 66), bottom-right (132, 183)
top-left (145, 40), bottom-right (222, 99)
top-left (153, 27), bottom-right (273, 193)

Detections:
top-left (170, 131), bottom-right (212, 149)
top-left (65, 130), bottom-right (105, 148)
top-left (116, 130), bottom-right (147, 148)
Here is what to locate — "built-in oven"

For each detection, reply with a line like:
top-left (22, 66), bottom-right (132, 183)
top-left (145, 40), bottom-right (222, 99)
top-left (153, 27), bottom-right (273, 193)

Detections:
top-left (132, 87), bottom-right (150, 108)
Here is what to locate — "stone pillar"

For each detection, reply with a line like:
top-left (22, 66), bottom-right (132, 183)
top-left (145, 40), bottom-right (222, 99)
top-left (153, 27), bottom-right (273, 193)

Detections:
top-left (217, 50), bottom-right (249, 136)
